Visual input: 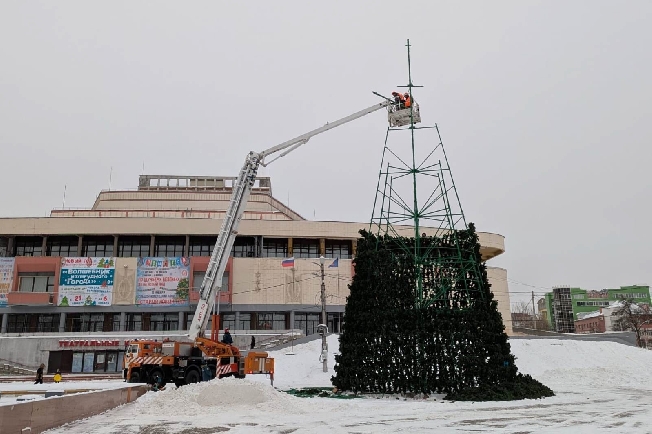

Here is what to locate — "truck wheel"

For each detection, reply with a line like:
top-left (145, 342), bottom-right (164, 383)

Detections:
top-left (151, 369), bottom-right (166, 386)
top-left (129, 371), bottom-right (141, 383)
top-left (185, 369), bottom-right (201, 384)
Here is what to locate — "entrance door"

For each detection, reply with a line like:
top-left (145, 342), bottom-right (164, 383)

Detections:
top-left (47, 351), bottom-right (62, 374)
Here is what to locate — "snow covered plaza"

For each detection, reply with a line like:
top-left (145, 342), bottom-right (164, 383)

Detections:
top-left (40, 334), bottom-right (652, 433)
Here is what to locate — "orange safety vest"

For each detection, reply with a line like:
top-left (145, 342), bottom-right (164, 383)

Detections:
top-left (404, 95), bottom-right (411, 108)
top-left (397, 93), bottom-right (405, 102)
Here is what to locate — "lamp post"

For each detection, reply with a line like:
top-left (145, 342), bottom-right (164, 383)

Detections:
top-left (319, 255), bottom-right (328, 373)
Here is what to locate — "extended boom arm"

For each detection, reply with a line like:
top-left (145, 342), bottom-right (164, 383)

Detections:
top-left (188, 99), bottom-right (391, 340)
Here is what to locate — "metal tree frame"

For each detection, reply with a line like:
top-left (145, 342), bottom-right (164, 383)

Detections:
top-left (369, 39), bottom-right (486, 309)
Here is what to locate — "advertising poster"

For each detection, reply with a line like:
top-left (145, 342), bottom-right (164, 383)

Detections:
top-left (58, 257), bottom-right (115, 307)
top-left (0, 258), bottom-right (15, 307)
top-left (136, 257), bottom-right (190, 307)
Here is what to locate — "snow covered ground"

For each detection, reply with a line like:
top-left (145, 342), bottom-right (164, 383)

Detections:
top-left (44, 336), bottom-right (652, 433)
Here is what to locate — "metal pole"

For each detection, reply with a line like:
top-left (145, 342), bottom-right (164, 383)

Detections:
top-left (532, 291), bottom-right (536, 329)
top-left (319, 256), bottom-right (328, 373)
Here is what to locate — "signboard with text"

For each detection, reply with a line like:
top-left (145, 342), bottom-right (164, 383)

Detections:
top-left (58, 257), bottom-right (115, 307)
top-left (0, 258), bottom-right (15, 307)
top-left (136, 257), bottom-right (190, 307)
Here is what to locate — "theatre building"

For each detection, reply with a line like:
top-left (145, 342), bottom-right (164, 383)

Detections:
top-left (0, 175), bottom-right (511, 371)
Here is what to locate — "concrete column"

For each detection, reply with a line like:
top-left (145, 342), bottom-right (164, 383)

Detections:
top-left (234, 311), bottom-right (240, 330)
top-left (184, 235), bottom-right (190, 257)
top-left (120, 312), bottom-right (126, 331)
top-left (319, 238), bottom-right (325, 256)
top-left (59, 312), bottom-right (66, 333)
top-left (287, 238), bottom-right (293, 257)
top-left (150, 235), bottom-right (155, 256)
top-left (41, 236), bottom-right (48, 256)
top-left (289, 310), bottom-right (295, 330)
top-left (113, 235), bottom-right (119, 257)
top-left (77, 236), bottom-right (83, 256)
top-left (1, 313), bottom-right (8, 334)
top-left (178, 311), bottom-right (185, 331)
top-left (351, 239), bottom-right (357, 258)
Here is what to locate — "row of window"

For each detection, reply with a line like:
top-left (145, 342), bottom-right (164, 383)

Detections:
top-left (4, 312), bottom-right (344, 335)
top-left (5, 236), bottom-right (353, 259)
top-left (576, 301), bottom-right (611, 307)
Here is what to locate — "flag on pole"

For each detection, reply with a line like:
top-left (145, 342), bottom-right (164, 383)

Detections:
top-left (281, 257), bottom-right (295, 268)
top-left (329, 258), bottom-right (339, 268)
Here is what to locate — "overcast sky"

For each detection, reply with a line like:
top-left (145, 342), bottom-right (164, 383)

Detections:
top-left (1, 1), bottom-right (650, 304)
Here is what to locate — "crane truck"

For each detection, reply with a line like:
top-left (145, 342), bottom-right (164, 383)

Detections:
top-left (122, 93), bottom-right (421, 387)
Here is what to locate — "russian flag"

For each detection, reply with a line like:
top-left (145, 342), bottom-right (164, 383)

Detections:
top-left (328, 258), bottom-right (339, 268)
top-left (281, 257), bottom-right (295, 268)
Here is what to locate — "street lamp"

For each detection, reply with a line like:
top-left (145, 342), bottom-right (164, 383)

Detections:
top-left (317, 256), bottom-right (328, 372)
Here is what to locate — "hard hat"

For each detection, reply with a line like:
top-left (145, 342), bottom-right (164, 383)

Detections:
top-left (225, 328), bottom-right (230, 332)
top-left (392, 92), bottom-right (398, 96)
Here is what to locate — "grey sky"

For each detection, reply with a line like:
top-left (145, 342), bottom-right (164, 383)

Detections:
top-left (1, 1), bottom-right (651, 304)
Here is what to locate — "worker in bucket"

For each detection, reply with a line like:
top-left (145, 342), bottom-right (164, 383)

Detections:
top-left (391, 92), bottom-right (405, 110)
top-left (222, 328), bottom-right (233, 345)
top-left (404, 93), bottom-right (412, 108)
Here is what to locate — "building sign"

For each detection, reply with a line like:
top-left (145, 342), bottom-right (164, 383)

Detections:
top-left (136, 257), bottom-right (190, 307)
top-left (0, 258), bottom-right (15, 307)
top-left (59, 339), bottom-right (121, 348)
top-left (58, 257), bottom-right (116, 307)
top-left (587, 289), bottom-right (609, 299)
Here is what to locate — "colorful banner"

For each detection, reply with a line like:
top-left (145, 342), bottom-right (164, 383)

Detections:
top-left (58, 257), bottom-right (115, 307)
top-left (136, 257), bottom-right (190, 307)
top-left (0, 258), bottom-right (15, 307)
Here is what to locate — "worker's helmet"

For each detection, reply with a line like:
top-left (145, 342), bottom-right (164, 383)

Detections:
top-left (391, 92), bottom-right (398, 96)
top-left (225, 328), bottom-right (230, 332)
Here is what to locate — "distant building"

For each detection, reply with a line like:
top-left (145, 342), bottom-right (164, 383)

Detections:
top-left (575, 302), bottom-right (652, 348)
top-left (543, 285), bottom-right (651, 332)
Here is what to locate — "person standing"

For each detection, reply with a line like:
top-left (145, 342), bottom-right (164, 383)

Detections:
top-left (221, 328), bottom-right (233, 345)
top-left (34, 363), bottom-right (45, 385)
top-left (250, 335), bottom-right (256, 349)
top-left (53, 369), bottom-right (62, 383)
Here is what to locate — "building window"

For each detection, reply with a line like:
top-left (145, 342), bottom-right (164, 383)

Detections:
top-left (65, 314), bottom-right (105, 332)
top-left (294, 313), bottom-right (320, 336)
top-left (0, 236), bottom-right (9, 257)
top-left (292, 239), bottom-right (319, 259)
top-left (232, 237), bottom-right (256, 258)
top-left (154, 236), bottom-right (186, 257)
top-left (256, 313), bottom-right (286, 330)
top-left (6, 314), bottom-right (30, 333)
top-left (325, 240), bottom-right (352, 259)
top-left (238, 313), bottom-right (251, 330)
top-left (14, 236), bottom-right (43, 256)
top-left (112, 314), bottom-right (122, 331)
top-left (221, 314), bottom-right (236, 330)
top-left (193, 271), bottom-right (228, 293)
top-left (189, 236), bottom-right (215, 257)
top-left (118, 236), bottom-right (150, 257)
top-left (150, 313), bottom-right (179, 331)
top-left (82, 236), bottom-right (114, 257)
top-left (261, 238), bottom-right (287, 258)
top-left (46, 236), bottom-right (78, 257)
top-left (18, 272), bottom-right (55, 293)
top-left (37, 314), bottom-right (60, 332)
top-left (126, 314), bottom-right (142, 331)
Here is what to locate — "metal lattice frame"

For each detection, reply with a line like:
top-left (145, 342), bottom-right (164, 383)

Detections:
top-left (369, 40), bottom-right (486, 309)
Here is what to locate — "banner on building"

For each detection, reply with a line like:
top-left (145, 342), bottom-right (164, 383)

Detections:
top-left (58, 257), bottom-right (115, 307)
top-left (0, 258), bottom-right (15, 307)
top-left (136, 257), bottom-right (190, 307)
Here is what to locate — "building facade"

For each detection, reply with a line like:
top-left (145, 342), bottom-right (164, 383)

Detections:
top-left (0, 175), bottom-right (512, 369)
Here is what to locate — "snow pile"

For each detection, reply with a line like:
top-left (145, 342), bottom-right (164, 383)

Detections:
top-left (511, 338), bottom-right (652, 390)
top-left (134, 377), bottom-right (305, 416)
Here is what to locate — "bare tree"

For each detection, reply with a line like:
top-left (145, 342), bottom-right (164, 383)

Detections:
top-left (613, 299), bottom-right (652, 347)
